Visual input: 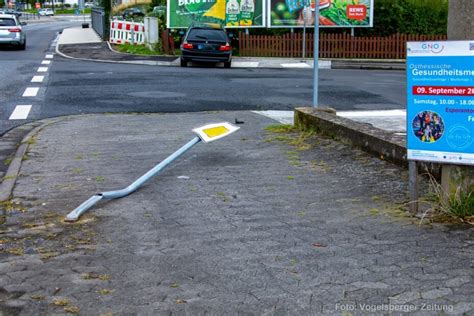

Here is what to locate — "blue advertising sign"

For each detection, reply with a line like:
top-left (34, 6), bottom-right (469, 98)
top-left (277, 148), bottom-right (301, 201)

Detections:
top-left (407, 41), bottom-right (474, 165)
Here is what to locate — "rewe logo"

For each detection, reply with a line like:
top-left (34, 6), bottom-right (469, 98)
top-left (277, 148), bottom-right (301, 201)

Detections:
top-left (421, 43), bottom-right (444, 54)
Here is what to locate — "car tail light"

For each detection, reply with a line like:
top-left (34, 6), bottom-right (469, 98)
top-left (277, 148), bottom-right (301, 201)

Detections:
top-left (219, 44), bottom-right (231, 51)
top-left (8, 28), bottom-right (21, 33)
top-left (183, 42), bottom-right (193, 49)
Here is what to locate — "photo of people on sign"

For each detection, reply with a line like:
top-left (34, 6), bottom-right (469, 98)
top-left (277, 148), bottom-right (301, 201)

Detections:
top-left (412, 111), bottom-right (445, 143)
top-left (269, 0), bottom-right (373, 27)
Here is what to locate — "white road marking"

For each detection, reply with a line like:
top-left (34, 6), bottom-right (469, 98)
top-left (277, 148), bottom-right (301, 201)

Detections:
top-left (281, 63), bottom-right (311, 68)
top-left (9, 105), bottom-right (32, 120)
top-left (252, 109), bottom-right (407, 133)
top-left (22, 87), bottom-right (39, 97)
top-left (337, 109), bottom-right (406, 118)
top-left (45, 54), bottom-right (54, 59)
top-left (41, 60), bottom-right (51, 65)
top-left (232, 62), bottom-right (259, 68)
top-left (252, 110), bottom-right (294, 125)
top-left (37, 67), bottom-right (48, 72)
top-left (31, 75), bottom-right (44, 83)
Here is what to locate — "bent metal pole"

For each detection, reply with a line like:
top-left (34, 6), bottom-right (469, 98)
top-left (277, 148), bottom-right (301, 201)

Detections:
top-left (65, 122), bottom-right (240, 222)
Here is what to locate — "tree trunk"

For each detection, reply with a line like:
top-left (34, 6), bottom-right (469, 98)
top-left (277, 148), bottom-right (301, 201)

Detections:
top-left (443, 0), bottom-right (474, 196)
top-left (447, 0), bottom-right (474, 40)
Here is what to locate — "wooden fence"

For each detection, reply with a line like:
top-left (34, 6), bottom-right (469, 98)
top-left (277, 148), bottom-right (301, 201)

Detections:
top-left (238, 32), bottom-right (447, 59)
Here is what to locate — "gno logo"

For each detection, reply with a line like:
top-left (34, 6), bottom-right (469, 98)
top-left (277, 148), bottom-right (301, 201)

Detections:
top-left (421, 43), bottom-right (444, 53)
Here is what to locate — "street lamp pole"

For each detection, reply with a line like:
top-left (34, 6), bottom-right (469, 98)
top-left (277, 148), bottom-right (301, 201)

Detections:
top-left (312, 0), bottom-right (319, 108)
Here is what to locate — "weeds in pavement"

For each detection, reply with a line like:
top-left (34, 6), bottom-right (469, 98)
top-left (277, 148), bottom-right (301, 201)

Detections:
top-left (419, 174), bottom-right (474, 224)
top-left (63, 306), bottom-right (80, 314)
top-left (98, 289), bottom-right (114, 295)
top-left (2, 175), bottom-right (15, 181)
top-left (114, 43), bottom-right (163, 56)
top-left (52, 298), bottom-right (70, 306)
top-left (265, 124), bottom-right (317, 151)
top-left (25, 137), bottom-right (36, 145)
top-left (4, 157), bottom-right (12, 166)
top-left (94, 176), bottom-right (105, 182)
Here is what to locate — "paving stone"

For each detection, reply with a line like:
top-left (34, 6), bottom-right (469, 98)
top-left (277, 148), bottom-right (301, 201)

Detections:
top-left (452, 302), bottom-right (474, 314)
top-left (421, 288), bottom-right (453, 300)
top-left (389, 291), bottom-right (421, 305)
top-left (445, 276), bottom-right (471, 288)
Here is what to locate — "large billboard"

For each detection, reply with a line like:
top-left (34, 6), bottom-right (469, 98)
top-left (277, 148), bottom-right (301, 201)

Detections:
top-left (407, 41), bottom-right (474, 165)
top-left (269, 0), bottom-right (373, 28)
top-left (167, 0), bottom-right (266, 28)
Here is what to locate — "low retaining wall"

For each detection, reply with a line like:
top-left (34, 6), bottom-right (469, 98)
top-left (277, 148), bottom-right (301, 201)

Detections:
top-left (294, 107), bottom-right (407, 166)
top-left (294, 107), bottom-right (442, 177)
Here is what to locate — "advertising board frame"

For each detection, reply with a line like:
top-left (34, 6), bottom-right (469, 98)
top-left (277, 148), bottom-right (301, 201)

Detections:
top-left (267, 0), bottom-right (374, 29)
top-left (167, 0), bottom-right (267, 29)
top-left (406, 40), bottom-right (474, 166)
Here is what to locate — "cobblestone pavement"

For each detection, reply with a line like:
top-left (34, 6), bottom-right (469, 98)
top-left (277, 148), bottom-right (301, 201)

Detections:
top-left (0, 112), bottom-right (472, 315)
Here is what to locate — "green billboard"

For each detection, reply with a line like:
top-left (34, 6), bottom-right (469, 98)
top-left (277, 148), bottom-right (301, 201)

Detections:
top-left (167, 0), bottom-right (265, 28)
top-left (269, 0), bottom-right (373, 28)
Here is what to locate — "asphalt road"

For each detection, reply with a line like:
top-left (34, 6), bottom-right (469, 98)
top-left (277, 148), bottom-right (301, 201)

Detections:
top-left (0, 20), bottom-right (406, 136)
top-left (0, 19), bottom-right (79, 134)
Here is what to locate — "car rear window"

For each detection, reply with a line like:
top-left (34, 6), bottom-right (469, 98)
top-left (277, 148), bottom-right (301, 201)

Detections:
top-left (0, 18), bottom-right (16, 26)
top-left (187, 29), bottom-right (227, 42)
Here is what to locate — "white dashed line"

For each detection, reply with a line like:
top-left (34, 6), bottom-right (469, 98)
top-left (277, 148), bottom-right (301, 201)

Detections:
top-left (45, 54), bottom-right (54, 59)
top-left (38, 67), bottom-right (48, 72)
top-left (22, 87), bottom-right (39, 97)
top-left (31, 75), bottom-right (44, 83)
top-left (9, 105), bottom-right (32, 120)
top-left (337, 110), bottom-right (406, 118)
top-left (41, 60), bottom-right (51, 65)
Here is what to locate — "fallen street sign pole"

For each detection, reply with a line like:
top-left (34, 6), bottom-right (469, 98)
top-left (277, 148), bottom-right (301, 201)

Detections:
top-left (65, 122), bottom-right (240, 222)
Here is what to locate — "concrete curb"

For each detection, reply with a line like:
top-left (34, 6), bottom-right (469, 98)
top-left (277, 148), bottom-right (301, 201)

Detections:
top-left (0, 118), bottom-right (62, 202)
top-left (294, 107), bottom-right (408, 167)
top-left (55, 42), bottom-right (177, 66)
top-left (55, 44), bottom-right (171, 66)
top-left (331, 59), bottom-right (405, 70)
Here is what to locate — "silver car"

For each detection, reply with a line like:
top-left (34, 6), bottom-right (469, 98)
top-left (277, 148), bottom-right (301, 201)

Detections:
top-left (38, 8), bottom-right (54, 16)
top-left (0, 14), bottom-right (26, 49)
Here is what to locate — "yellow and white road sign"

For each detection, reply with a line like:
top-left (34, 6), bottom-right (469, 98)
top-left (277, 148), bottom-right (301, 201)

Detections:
top-left (192, 122), bottom-right (240, 143)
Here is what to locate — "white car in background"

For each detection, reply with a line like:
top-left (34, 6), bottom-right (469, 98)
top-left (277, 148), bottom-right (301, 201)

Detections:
top-left (38, 8), bottom-right (54, 16)
top-left (0, 13), bottom-right (26, 50)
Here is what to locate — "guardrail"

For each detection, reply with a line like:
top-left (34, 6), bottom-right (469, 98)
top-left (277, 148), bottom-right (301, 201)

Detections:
top-left (19, 12), bottom-right (40, 21)
top-left (91, 7), bottom-right (106, 39)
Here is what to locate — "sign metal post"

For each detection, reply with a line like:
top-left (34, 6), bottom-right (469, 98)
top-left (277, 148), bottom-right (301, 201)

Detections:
top-left (312, 0), bottom-right (320, 108)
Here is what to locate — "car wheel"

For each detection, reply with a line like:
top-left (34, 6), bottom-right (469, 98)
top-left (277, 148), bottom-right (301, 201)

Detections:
top-left (19, 41), bottom-right (26, 50)
top-left (224, 61), bottom-right (231, 68)
top-left (180, 59), bottom-right (187, 67)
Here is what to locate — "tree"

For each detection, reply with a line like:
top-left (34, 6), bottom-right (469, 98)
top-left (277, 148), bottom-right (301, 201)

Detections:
top-left (441, 0), bottom-right (474, 195)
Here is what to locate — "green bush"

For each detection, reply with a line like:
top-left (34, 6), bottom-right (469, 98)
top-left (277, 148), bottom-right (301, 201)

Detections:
top-left (359, 0), bottom-right (448, 36)
top-left (54, 8), bottom-right (91, 14)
